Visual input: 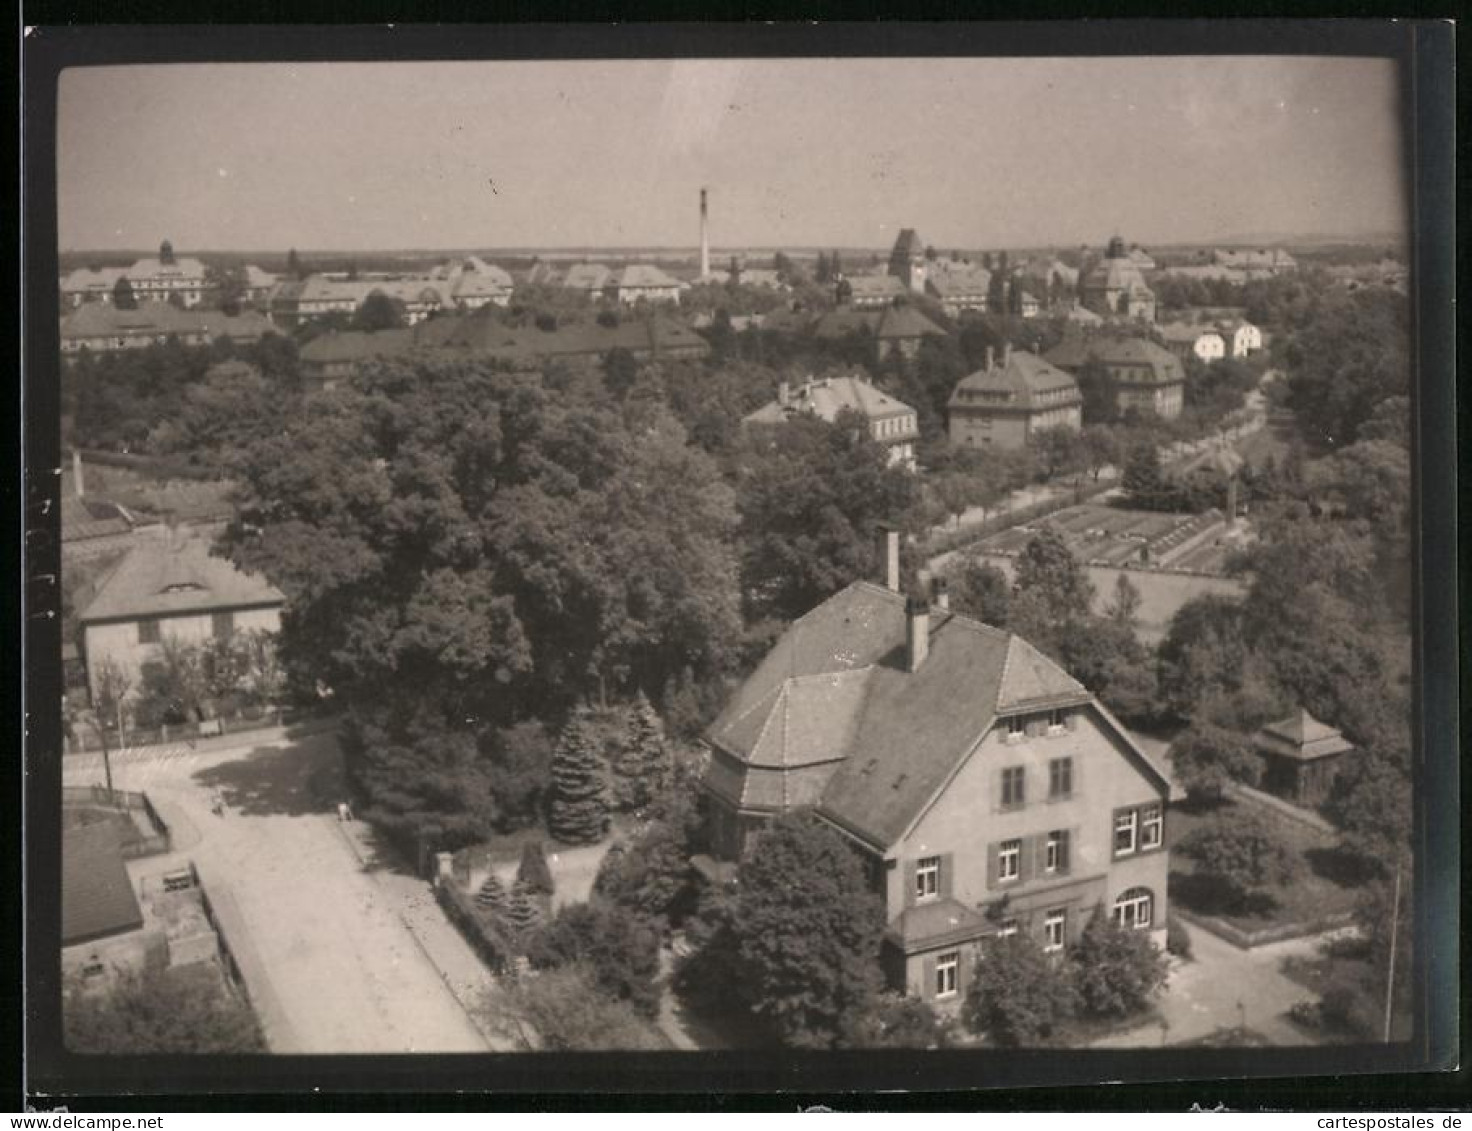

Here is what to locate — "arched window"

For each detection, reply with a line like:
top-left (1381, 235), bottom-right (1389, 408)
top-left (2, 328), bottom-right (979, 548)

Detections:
top-left (1113, 887), bottom-right (1154, 931)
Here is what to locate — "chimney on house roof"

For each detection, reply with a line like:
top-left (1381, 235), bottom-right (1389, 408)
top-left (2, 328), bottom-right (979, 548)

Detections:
top-left (985, 345), bottom-right (995, 370)
top-left (72, 449), bottom-right (85, 499)
top-left (905, 595), bottom-right (930, 673)
top-left (931, 575), bottom-right (950, 611)
top-left (876, 524), bottom-right (901, 593)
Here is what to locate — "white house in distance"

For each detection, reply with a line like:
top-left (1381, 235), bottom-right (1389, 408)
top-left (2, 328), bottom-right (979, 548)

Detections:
top-left (744, 372), bottom-right (920, 470)
top-left (1158, 323), bottom-right (1227, 364)
top-left (60, 241), bottom-right (208, 309)
top-left (78, 532), bottom-right (285, 705)
top-left (1218, 318), bottom-right (1263, 358)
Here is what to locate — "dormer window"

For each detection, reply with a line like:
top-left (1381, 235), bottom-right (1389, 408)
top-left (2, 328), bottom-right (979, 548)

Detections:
top-left (160, 582), bottom-right (204, 594)
top-left (1005, 716), bottom-right (1026, 743)
top-left (1047, 708), bottom-right (1069, 735)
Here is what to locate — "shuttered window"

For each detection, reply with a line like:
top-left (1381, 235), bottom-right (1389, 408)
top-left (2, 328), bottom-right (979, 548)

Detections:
top-left (1045, 830), bottom-right (1071, 875)
top-left (1048, 757), bottom-right (1073, 799)
top-left (915, 856), bottom-right (940, 902)
top-left (997, 839), bottom-right (1021, 883)
top-left (1001, 766), bottom-right (1026, 809)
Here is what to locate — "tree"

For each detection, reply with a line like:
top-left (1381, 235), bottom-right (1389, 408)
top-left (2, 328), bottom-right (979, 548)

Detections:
top-left (504, 877), bottom-right (546, 937)
top-left (1010, 526), bottom-right (1094, 630)
top-left (1030, 425), bottom-right (1084, 483)
top-left (64, 967), bottom-right (265, 1054)
top-left (516, 840), bottom-right (555, 899)
top-left (1120, 443), bottom-right (1167, 508)
top-left (840, 992), bottom-right (952, 1049)
top-left (475, 871), bottom-right (511, 917)
top-left (1177, 810), bottom-right (1299, 911)
top-left (139, 635), bottom-right (210, 722)
top-left (683, 813), bottom-right (885, 1048)
top-left (204, 262), bottom-right (247, 315)
top-left (1069, 907), bottom-right (1169, 1018)
top-left (602, 347), bottom-right (640, 399)
top-left (1080, 424), bottom-right (1122, 480)
top-left (352, 291), bottom-right (406, 333)
top-left (962, 932), bottom-right (1078, 1047)
top-left (610, 691), bottom-right (670, 813)
top-left (1169, 724), bottom-right (1259, 804)
top-left (112, 276), bottom-right (138, 310)
top-left (945, 555), bottom-right (1010, 627)
top-left (1105, 572), bottom-right (1142, 629)
top-left (488, 721), bottom-right (552, 832)
top-left (526, 901), bottom-right (662, 1017)
top-left (548, 709), bottom-right (610, 845)
top-left (593, 784), bottom-right (699, 926)
top-left (487, 963), bottom-right (663, 1051)
top-left (1156, 594), bottom-right (1251, 722)
top-left (286, 248), bottom-right (305, 280)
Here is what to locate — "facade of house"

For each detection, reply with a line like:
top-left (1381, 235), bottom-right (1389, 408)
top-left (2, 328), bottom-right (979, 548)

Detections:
top-left (78, 533), bottom-right (285, 705)
top-left (809, 304), bottom-right (946, 362)
top-left (1255, 710), bottom-right (1356, 808)
top-left (1080, 237), bottom-right (1157, 322)
top-left (242, 265), bottom-right (278, 305)
top-left (948, 346), bottom-right (1083, 450)
top-left (925, 265), bottom-right (992, 317)
top-left (614, 264), bottom-right (684, 305)
top-left (1218, 319), bottom-right (1263, 358)
top-left (701, 541), bottom-right (1172, 1007)
top-left (1045, 335), bottom-right (1187, 420)
top-left (61, 242), bottom-right (207, 309)
top-left (743, 372), bottom-right (920, 470)
top-left (1158, 323), bottom-right (1227, 363)
top-left (1211, 248), bottom-right (1297, 277)
top-left (59, 303), bottom-right (279, 356)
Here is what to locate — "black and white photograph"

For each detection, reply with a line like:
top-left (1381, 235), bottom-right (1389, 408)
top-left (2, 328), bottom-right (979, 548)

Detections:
top-left (20, 21), bottom-right (1457, 1104)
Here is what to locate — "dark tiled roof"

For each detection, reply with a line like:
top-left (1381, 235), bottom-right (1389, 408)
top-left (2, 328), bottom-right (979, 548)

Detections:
top-left (707, 581), bottom-right (1109, 850)
top-left (744, 373), bottom-right (917, 427)
top-left (1044, 336), bottom-right (1184, 387)
top-left (890, 229), bottom-right (925, 258)
top-left (948, 349), bottom-right (1081, 412)
top-left (80, 534), bottom-right (285, 624)
top-left (812, 305), bottom-right (945, 343)
top-left (62, 820), bottom-right (144, 946)
top-left (1258, 709), bottom-right (1354, 762)
top-left (884, 897), bottom-right (988, 950)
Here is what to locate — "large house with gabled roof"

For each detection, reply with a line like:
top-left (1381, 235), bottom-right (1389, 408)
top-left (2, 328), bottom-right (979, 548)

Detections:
top-left (947, 345), bottom-right (1082, 450)
top-left (700, 532), bottom-right (1172, 1007)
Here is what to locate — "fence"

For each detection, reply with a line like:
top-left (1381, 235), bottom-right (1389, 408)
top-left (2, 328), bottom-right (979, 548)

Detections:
top-left (62, 784), bottom-right (173, 858)
top-left (1173, 906), bottom-right (1358, 951)
top-left (67, 705), bottom-right (327, 755)
top-left (922, 477), bottom-right (1118, 562)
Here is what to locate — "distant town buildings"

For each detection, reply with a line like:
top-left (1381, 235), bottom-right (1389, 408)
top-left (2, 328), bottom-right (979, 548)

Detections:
top-left (60, 241), bottom-right (208, 309)
top-left (743, 372), bottom-right (920, 470)
top-left (268, 260), bottom-right (513, 328)
top-left (807, 304), bottom-right (947, 362)
top-left (1080, 237), bottom-right (1157, 322)
top-left (925, 262), bottom-right (993, 317)
top-left (1211, 247), bottom-right (1297, 277)
top-left (701, 538), bottom-right (1173, 1008)
top-left (60, 302), bottom-right (279, 356)
top-left (1158, 323), bottom-right (1227, 364)
top-left (948, 345), bottom-right (1083, 449)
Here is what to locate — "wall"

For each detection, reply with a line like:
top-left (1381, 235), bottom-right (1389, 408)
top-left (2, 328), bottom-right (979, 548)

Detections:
top-left (888, 702), bottom-right (1170, 992)
top-left (85, 605), bottom-right (282, 703)
top-left (949, 410), bottom-right (1030, 451)
top-left (62, 927), bottom-right (168, 989)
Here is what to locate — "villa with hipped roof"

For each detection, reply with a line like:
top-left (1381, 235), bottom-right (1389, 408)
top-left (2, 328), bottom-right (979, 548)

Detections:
top-left (743, 371), bottom-right (920, 469)
top-left (947, 345), bottom-right (1082, 450)
top-left (1045, 335), bottom-right (1186, 420)
top-left (701, 532), bottom-right (1172, 1005)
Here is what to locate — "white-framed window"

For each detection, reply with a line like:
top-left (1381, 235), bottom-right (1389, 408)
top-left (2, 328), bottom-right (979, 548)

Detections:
top-left (1001, 766), bottom-right (1025, 808)
top-left (1047, 708), bottom-right (1069, 734)
top-left (1048, 757), bottom-right (1073, 799)
top-left (1140, 805), bottom-right (1163, 849)
top-left (1005, 715), bottom-right (1026, 741)
top-left (994, 918), bottom-right (1019, 939)
top-left (1045, 830), bottom-right (1070, 874)
top-left (915, 856), bottom-right (940, 902)
top-left (935, 951), bottom-right (959, 999)
top-left (997, 839), bottom-right (1021, 883)
top-left (1114, 887), bottom-right (1154, 931)
top-left (1114, 809), bottom-right (1138, 856)
top-left (1043, 908), bottom-right (1067, 953)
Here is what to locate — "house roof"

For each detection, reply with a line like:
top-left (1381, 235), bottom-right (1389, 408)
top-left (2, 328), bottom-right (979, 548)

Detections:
top-left (744, 372), bottom-right (917, 428)
top-left (1158, 323), bottom-right (1225, 346)
top-left (706, 581), bottom-right (1122, 850)
top-left (62, 820), bottom-right (144, 946)
top-left (926, 268), bottom-right (992, 298)
top-left (1258, 709), bottom-right (1354, 762)
top-left (80, 534), bottom-right (285, 624)
top-left (948, 349), bottom-right (1081, 411)
top-left (1081, 254), bottom-right (1155, 298)
top-left (1044, 336), bottom-right (1184, 387)
top-left (127, 256), bottom-right (207, 280)
top-left (61, 266), bottom-right (127, 292)
top-left (616, 264), bottom-right (683, 291)
top-left (811, 305), bottom-right (945, 343)
top-left (1064, 304), bottom-right (1104, 324)
top-left (563, 263), bottom-right (614, 292)
top-left (845, 275), bottom-right (909, 302)
top-left (885, 897), bottom-right (989, 950)
top-left (300, 328), bottom-right (417, 365)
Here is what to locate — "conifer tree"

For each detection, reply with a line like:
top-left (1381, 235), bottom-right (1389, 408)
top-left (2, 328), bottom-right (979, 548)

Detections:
top-left (516, 840), bottom-right (556, 898)
top-left (612, 692), bottom-right (670, 813)
top-left (475, 871), bottom-right (510, 917)
top-left (549, 709), bottom-right (610, 845)
top-left (505, 878), bottom-right (545, 937)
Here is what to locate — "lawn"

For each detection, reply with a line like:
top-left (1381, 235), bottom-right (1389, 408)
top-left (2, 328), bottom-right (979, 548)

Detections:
top-left (1167, 796), bottom-right (1364, 935)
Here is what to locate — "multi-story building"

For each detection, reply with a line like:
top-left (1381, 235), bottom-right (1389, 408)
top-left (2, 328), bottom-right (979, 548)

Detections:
top-left (1217, 319), bottom-right (1263, 358)
top-left (613, 264), bottom-right (684, 305)
top-left (807, 304), bottom-right (947, 363)
top-left (1211, 247), bottom-right (1297, 277)
top-left (60, 241), bottom-right (207, 309)
top-left (1080, 236), bottom-right (1157, 322)
top-left (78, 532), bottom-right (285, 705)
top-left (1158, 323), bottom-right (1227, 364)
top-left (743, 372), bottom-right (920, 470)
top-left (59, 302), bottom-right (279, 357)
top-left (1045, 335), bottom-right (1187, 421)
top-left (844, 274), bottom-right (911, 309)
top-left (700, 536), bottom-right (1172, 1007)
top-left (947, 345), bottom-right (1083, 450)
top-left (925, 264), bottom-right (992, 317)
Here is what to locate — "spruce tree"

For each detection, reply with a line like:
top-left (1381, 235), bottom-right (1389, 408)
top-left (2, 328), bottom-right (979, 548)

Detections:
top-left (517, 840), bottom-right (556, 898)
top-left (475, 871), bottom-right (510, 917)
top-left (612, 692), bottom-right (670, 813)
top-left (505, 878), bottom-right (545, 937)
top-left (549, 709), bottom-right (610, 845)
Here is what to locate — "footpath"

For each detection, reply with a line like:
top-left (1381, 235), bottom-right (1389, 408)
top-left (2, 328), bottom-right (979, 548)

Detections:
top-left (332, 815), bottom-right (514, 1051)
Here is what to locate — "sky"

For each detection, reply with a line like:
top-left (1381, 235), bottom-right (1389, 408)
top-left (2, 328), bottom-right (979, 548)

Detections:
top-left (56, 56), bottom-right (1407, 254)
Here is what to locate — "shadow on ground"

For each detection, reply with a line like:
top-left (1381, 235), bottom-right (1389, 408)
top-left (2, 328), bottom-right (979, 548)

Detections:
top-left (192, 735), bottom-right (342, 818)
top-left (350, 823), bottom-right (421, 878)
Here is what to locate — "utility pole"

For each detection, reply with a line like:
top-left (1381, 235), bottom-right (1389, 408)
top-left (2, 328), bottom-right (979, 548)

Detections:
top-left (1383, 860), bottom-right (1402, 1042)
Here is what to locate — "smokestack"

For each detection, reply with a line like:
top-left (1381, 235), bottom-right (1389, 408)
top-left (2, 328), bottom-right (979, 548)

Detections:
top-left (905, 596), bottom-right (930, 673)
top-left (932, 575), bottom-right (950, 611)
top-left (699, 188), bottom-right (710, 280)
top-left (985, 346), bottom-right (994, 370)
top-left (876, 524), bottom-right (900, 593)
top-left (72, 449), bottom-right (85, 499)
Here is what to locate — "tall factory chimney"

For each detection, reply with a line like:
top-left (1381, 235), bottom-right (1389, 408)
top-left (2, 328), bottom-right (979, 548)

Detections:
top-left (699, 188), bottom-right (710, 280)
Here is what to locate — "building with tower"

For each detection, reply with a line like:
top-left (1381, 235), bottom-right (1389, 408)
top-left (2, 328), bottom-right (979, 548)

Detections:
top-left (1080, 236), bottom-right (1157, 322)
top-left (887, 229), bottom-right (929, 294)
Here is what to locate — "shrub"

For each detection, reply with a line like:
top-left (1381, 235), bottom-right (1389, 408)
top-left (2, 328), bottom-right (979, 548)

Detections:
top-left (1069, 907), bottom-right (1170, 1018)
top-left (526, 901), bottom-right (662, 1018)
top-left (1166, 915), bottom-right (1193, 960)
top-left (1178, 810), bottom-right (1300, 911)
top-left (488, 963), bottom-right (664, 1051)
top-left (963, 932), bottom-right (1078, 1047)
top-left (488, 721), bottom-right (552, 832)
top-left (516, 841), bottom-right (555, 899)
top-left (840, 992), bottom-right (953, 1049)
